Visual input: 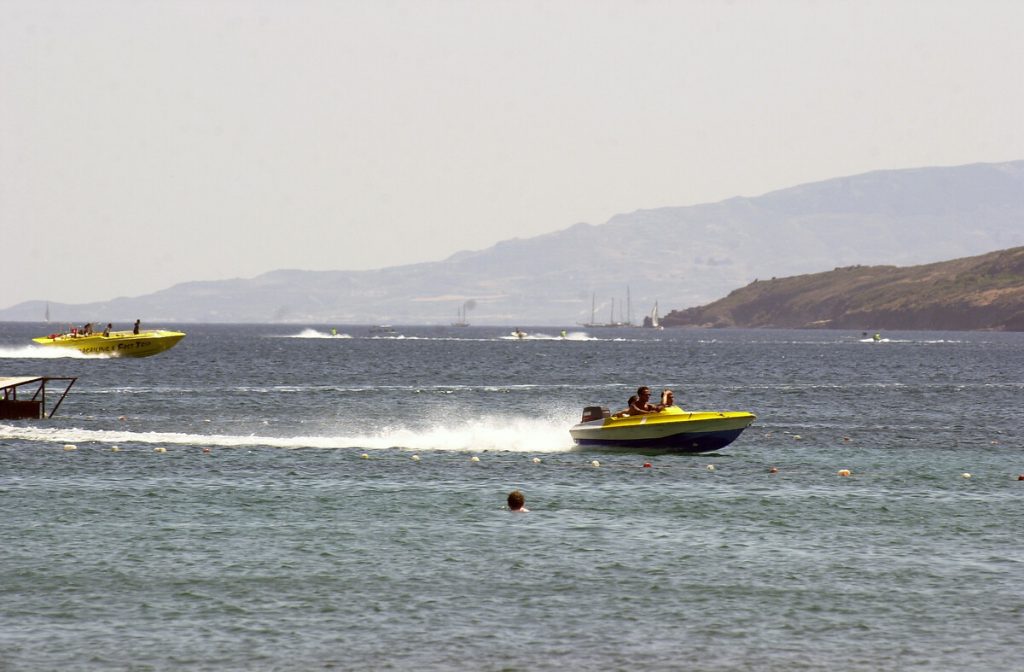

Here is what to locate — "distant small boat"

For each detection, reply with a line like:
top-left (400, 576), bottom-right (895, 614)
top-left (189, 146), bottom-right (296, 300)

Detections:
top-left (452, 302), bottom-right (470, 327)
top-left (32, 329), bottom-right (186, 358)
top-left (580, 290), bottom-right (634, 328)
top-left (511, 328), bottom-right (527, 339)
top-left (644, 301), bottom-right (664, 329)
top-left (369, 325), bottom-right (397, 334)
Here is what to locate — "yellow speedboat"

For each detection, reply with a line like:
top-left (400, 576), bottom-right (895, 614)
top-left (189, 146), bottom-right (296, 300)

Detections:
top-left (569, 405), bottom-right (755, 454)
top-left (32, 329), bottom-right (186, 358)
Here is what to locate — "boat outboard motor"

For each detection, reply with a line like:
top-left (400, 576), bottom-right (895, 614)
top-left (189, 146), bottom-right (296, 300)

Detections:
top-left (581, 406), bottom-right (610, 422)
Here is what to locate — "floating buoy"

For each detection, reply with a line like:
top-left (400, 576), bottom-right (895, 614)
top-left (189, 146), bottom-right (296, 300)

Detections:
top-left (643, 462), bottom-right (652, 468)
top-left (837, 469), bottom-right (851, 477)
top-left (1017, 474), bottom-right (1024, 481)
top-left (532, 457), bottom-right (541, 464)
top-left (154, 447), bottom-right (167, 453)
top-left (202, 447), bottom-right (211, 454)
top-left (707, 464), bottom-right (715, 472)
top-left (768, 466), bottom-right (778, 474)
top-left (591, 460), bottom-right (601, 468)
top-left (117, 416), bottom-right (127, 422)
top-left (411, 454), bottom-right (420, 461)
top-left (360, 453), bottom-right (369, 459)
top-left (842, 436), bottom-right (851, 442)
top-left (961, 472), bottom-right (971, 479)
top-left (111, 446), bottom-right (120, 452)
top-left (793, 435), bottom-right (803, 440)
top-left (63, 444), bottom-right (77, 451)
top-left (470, 456), bottom-right (480, 462)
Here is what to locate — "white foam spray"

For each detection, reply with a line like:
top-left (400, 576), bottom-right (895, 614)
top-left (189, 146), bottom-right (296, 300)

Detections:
top-left (0, 346), bottom-right (102, 359)
top-left (0, 412), bottom-right (579, 453)
top-left (284, 329), bottom-right (352, 339)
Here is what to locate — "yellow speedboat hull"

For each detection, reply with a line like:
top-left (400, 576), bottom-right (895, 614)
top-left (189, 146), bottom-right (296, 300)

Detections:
top-left (569, 405), bottom-right (755, 454)
top-left (32, 330), bottom-right (186, 358)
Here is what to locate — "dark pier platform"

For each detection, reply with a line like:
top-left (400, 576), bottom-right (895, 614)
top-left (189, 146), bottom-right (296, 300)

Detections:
top-left (0, 376), bottom-right (78, 419)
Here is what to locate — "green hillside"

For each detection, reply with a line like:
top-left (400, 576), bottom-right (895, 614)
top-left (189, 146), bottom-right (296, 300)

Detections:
top-left (662, 247), bottom-right (1024, 331)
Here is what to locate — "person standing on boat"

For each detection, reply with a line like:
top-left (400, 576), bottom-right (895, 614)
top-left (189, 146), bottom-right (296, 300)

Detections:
top-left (133, 319), bottom-right (141, 335)
top-left (629, 387), bottom-right (659, 415)
top-left (102, 323), bottom-right (111, 337)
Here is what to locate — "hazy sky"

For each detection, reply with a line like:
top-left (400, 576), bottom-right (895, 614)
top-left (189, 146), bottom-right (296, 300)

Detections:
top-left (3, 0), bottom-right (1023, 307)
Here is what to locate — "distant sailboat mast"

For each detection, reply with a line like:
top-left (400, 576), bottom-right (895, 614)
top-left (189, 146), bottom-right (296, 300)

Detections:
top-left (580, 288), bottom-right (637, 328)
top-left (644, 300), bottom-right (663, 329)
top-left (626, 286), bottom-right (631, 327)
top-left (452, 299), bottom-right (472, 327)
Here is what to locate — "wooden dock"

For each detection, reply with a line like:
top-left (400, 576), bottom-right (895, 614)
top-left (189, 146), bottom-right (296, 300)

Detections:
top-left (0, 376), bottom-right (78, 419)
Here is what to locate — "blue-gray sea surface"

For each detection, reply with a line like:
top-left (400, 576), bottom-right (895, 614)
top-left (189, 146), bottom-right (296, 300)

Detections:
top-left (1, 323), bottom-right (1021, 671)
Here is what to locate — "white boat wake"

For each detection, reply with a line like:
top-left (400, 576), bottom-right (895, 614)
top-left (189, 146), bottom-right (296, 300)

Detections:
top-left (0, 414), bottom-right (578, 454)
top-left (0, 346), bottom-right (101, 359)
top-left (284, 329), bottom-right (352, 339)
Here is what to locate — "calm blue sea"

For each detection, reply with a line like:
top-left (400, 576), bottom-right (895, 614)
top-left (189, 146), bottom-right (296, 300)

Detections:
top-left (1, 322), bottom-right (1022, 671)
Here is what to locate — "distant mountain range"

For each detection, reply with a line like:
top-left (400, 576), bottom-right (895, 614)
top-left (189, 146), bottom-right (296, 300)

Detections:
top-left (662, 246), bottom-right (1024, 331)
top-left (3, 160), bottom-right (1024, 325)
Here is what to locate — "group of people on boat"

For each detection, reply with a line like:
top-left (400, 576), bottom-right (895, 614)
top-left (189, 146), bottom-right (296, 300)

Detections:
top-left (614, 386), bottom-right (676, 417)
top-left (64, 319), bottom-right (141, 338)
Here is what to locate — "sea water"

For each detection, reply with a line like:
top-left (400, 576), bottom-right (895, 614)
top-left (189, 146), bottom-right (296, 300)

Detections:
top-left (1, 322), bottom-right (1021, 671)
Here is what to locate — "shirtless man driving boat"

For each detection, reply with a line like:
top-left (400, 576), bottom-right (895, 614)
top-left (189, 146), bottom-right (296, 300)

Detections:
top-left (629, 386), bottom-right (660, 415)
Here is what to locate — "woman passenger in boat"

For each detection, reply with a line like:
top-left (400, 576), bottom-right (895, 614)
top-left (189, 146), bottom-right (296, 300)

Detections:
top-left (613, 396), bottom-right (638, 417)
top-left (659, 389), bottom-right (676, 410)
top-left (628, 386), bottom-right (659, 415)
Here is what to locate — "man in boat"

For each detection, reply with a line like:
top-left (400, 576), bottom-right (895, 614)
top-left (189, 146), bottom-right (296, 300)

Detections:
top-left (102, 323), bottom-right (111, 337)
top-left (628, 387), bottom-right (660, 415)
top-left (133, 319), bottom-right (141, 335)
